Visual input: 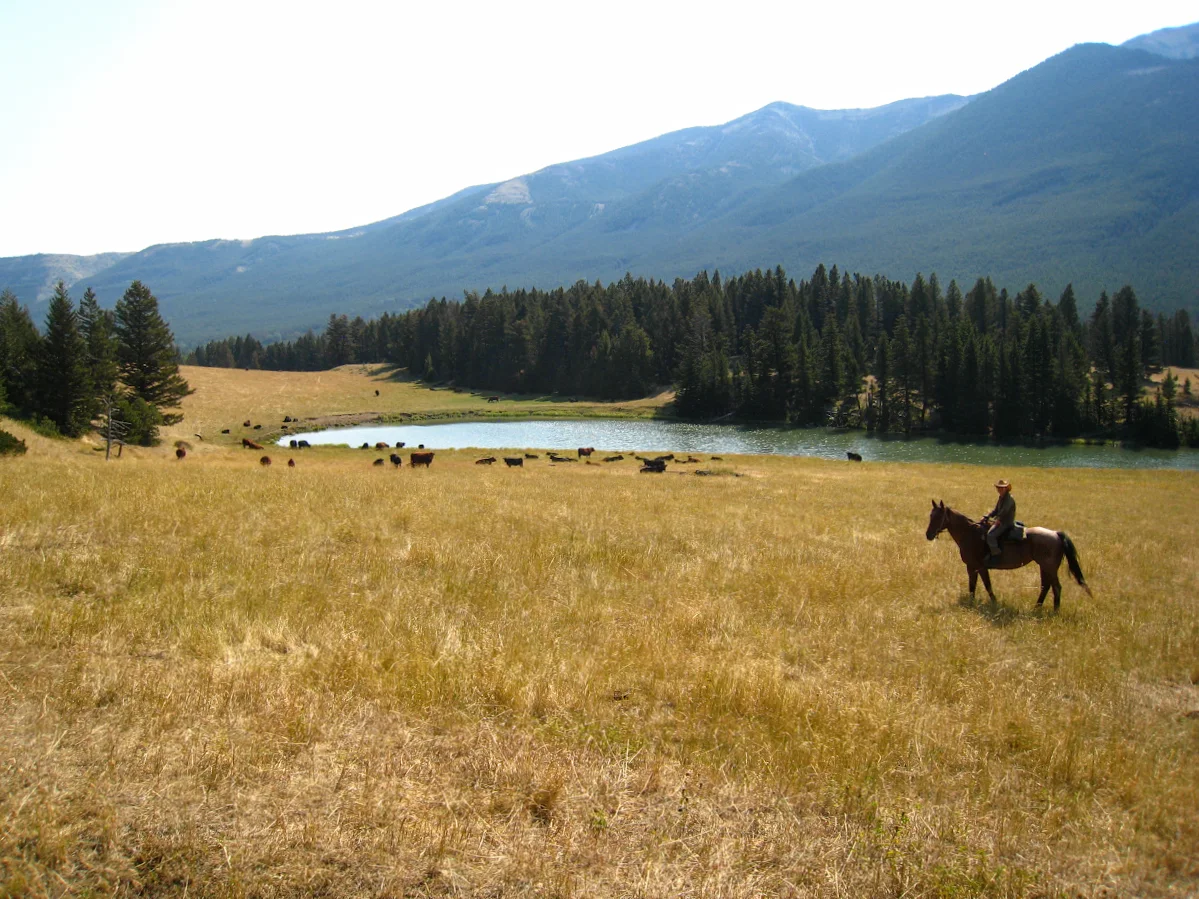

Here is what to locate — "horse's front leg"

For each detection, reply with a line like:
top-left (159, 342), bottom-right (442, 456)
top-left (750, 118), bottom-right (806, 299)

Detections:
top-left (978, 568), bottom-right (998, 604)
top-left (968, 568), bottom-right (978, 597)
top-left (1035, 572), bottom-right (1051, 608)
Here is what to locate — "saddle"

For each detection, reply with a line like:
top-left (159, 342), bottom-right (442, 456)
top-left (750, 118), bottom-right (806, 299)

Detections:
top-left (977, 521), bottom-right (1026, 543)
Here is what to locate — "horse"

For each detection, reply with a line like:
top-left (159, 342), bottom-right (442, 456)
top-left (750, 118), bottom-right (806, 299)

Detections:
top-left (925, 500), bottom-right (1090, 610)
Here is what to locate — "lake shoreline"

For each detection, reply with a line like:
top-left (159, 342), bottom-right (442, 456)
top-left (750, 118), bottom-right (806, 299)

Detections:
top-left (277, 417), bottom-right (1199, 470)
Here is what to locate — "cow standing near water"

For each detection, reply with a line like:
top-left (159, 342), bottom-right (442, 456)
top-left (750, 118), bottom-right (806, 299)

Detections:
top-left (410, 451), bottom-right (434, 467)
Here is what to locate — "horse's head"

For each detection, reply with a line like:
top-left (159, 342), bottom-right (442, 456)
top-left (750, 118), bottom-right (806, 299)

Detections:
top-left (926, 500), bottom-right (949, 540)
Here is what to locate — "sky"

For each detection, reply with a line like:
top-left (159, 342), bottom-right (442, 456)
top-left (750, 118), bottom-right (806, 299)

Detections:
top-left (1, 0), bottom-right (1195, 258)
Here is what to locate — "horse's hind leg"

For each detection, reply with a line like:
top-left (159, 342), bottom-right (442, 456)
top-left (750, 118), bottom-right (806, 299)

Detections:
top-left (1052, 572), bottom-right (1062, 611)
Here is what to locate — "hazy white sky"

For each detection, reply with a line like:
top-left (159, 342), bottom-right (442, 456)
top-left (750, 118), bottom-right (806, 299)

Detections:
top-left (1, 0), bottom-right (1195, 257)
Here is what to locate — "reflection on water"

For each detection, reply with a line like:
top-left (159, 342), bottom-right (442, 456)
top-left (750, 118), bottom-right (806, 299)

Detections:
top-left (280, 419), bottom-right (1199, 470)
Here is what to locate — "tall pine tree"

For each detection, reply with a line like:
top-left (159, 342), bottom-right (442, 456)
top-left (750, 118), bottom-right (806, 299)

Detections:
top-left (115, 281), bottom-right (192, 433)
top-left (36, 281), bottom-right (91, 435)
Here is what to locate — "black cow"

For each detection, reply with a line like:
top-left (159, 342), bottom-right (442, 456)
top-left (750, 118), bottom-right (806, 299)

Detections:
top-left (503, 457), bottom-right (523, 467)
top-left (390, 453), bottom-right (403, 467)
top-left (297, 440), bottom-right (311, 449)
top-left (289, 439), bottom-right (298, 448)
top-left (640, 459), bottom-right (667, 473)
top-left (847, 452), bottom-right (863, 462)
top-left (602, 454), bottom-right (624, 462)
top-left (524, 453), bottom-right (539, 459)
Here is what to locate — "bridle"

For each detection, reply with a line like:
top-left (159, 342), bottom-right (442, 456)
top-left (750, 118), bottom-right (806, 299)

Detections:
top-left (927, 503), bottom-right (949, 540)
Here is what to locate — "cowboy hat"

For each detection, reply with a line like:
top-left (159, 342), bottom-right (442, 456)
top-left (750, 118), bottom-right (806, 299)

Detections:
top-left (994, 479), bottom-right (1011, 489)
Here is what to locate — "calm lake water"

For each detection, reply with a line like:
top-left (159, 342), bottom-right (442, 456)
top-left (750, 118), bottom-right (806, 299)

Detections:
top-left (280, 419), bottom-right (1199, 470)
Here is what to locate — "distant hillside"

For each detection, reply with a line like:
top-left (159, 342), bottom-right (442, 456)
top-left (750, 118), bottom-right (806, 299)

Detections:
top-left (2, 35), bottom-right (1197, 344)
top-left (1123, 21), bottom-right (1199, 59)
top-left (0, 97), bottom-right (967, 343)
top-left (0, 252), bottom-right (132, 308)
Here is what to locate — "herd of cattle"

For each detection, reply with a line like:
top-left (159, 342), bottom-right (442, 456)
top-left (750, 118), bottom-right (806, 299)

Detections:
top-left (187, 416), bottom-right (868, 468)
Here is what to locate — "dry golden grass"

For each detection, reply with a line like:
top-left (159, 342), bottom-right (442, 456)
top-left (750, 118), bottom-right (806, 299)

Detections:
top-left (1, 421), bottom-right (1197, 897)
top-left (168, 365), bottom-right (674, 448)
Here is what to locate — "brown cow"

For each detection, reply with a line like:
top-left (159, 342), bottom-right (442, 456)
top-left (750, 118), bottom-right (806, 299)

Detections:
top-left (487, 396), bottom-right (500, 402)
top-left (476, 456), bottom-right (497, 465)
top-left (602, 454), bottom-right (624, 462)
top-left (243, 420), bottom-right (251, 427)
top-left (376, 441), bottom-right (389, 450)
top-left (242, 438), bottom-right (264, 450)
top-left (578, 447), bottom-right (595, 457)
top-left (410, 451), bottom-right (434, 467)
top-left (175, 447), bottom-right (187, 460)
top-left (287, 458), bottom-right (296, 468)
top-left (260, 456), bottom-right (272, 466)
top-left (373, 458), bottom-right (386, 466)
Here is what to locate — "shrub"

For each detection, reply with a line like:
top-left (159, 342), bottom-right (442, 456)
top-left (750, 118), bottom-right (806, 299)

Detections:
top-left (0, 428), bottom-right (27, 456)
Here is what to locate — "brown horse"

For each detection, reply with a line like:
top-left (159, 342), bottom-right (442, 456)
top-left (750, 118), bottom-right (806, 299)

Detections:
top-left (925, 500), bottom-right (1090, 610)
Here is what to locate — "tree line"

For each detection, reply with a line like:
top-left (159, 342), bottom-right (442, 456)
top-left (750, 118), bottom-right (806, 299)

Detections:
top-left (0, 281), bottom-right (191, 445)
top-left (187, 265), bottom-right (1197, 448)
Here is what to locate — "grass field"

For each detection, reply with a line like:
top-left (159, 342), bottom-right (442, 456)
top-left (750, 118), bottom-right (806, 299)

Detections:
top-left (168, 365), bottom-right (674, 450)
top-left (1, 373), bottom-right (1197, 898)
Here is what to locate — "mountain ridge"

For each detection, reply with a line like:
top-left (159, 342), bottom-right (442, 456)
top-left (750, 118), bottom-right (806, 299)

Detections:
top-left (2, 24), bottom-right (1197, 343)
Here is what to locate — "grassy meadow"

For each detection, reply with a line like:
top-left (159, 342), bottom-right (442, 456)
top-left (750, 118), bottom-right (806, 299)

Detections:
top-left (169, 364), bottom-right (674, 449)
top-left (1, 371), bottom-right (1197, 897)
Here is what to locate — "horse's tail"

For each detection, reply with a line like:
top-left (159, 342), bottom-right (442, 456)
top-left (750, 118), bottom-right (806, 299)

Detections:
top-left (1058, 532), bottom-right (1092, 596)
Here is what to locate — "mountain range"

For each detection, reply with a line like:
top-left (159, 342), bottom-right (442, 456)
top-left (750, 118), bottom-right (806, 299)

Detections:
top-left (2, 23), bottom-right (1197, 345)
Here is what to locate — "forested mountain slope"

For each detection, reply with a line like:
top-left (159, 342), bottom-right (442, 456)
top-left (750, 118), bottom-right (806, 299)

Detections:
top-left (1, 99), bottom-right (967, 343)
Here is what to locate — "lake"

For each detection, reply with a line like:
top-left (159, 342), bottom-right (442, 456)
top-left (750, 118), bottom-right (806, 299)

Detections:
top-left (279, 419), bottom-right (1199, 470)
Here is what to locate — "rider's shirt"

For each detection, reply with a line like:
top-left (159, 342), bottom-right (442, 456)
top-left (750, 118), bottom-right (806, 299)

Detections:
top-left (988, 492), bottom-right (1016, 529)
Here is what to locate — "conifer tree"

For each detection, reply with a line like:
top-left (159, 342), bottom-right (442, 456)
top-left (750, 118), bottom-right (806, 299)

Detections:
top-left (37, 282), bottom-right (92, 435)
top-left (0, 288), bottom-right (42, 415)
top-left (114, 281), bottom-right (192, 429)
top-left (78, 287), bottom-right (118, 413)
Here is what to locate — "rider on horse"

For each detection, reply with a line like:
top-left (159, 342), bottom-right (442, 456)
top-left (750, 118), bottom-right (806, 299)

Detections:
top-left (982, 479), bottom-right (1015, 560)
